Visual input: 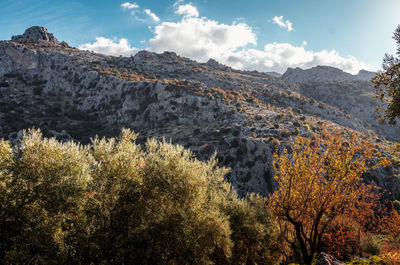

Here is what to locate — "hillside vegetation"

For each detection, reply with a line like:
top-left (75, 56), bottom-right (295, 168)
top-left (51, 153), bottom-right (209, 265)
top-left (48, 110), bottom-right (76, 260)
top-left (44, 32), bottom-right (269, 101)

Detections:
top-left (1, 129), bottom-right (399, 264)
top-left (1, 26), bottom-right (400, 264)
top-left (0, 129), bottom-right (279, 264)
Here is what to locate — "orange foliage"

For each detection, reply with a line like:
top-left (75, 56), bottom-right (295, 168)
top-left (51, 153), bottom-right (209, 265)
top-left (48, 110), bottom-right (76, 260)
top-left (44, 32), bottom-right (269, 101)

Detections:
top-left (92, 67), bottom-right (157, 82)
top-left (381, 209), bottom-right (400, 264)
top-left (321, 215), bottom-right (362, 260)
top-left (382, 250), bottom-right (400, 265)
top-left (320, 188), bottom-right (389, 260)
top-left (268, 129), bottom-right (390, 264)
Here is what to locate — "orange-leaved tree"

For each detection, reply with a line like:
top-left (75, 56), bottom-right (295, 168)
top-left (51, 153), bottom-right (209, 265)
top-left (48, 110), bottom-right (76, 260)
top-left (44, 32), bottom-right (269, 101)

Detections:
top-left (320, 185), bottom-right (388, 260)
top-left (268, 129), bottom-right (390, 264)
top-left (381, 208), bottom-right (400, 265)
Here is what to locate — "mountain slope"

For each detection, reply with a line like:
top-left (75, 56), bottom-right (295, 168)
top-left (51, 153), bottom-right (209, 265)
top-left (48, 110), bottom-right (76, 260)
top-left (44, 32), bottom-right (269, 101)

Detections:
top-left (0, 26), bottom-right (399, 198)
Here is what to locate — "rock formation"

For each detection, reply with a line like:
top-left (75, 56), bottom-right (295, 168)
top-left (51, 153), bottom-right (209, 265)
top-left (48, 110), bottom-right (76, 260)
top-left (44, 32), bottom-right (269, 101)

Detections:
top-left (316, 252), bottom-right (344, 265)
top-left (11, 26), bottom-right (60, 44)
top-left (282, 65), bottom-right (376, 83)
top-left (0, 27), bottom-right (399, 198)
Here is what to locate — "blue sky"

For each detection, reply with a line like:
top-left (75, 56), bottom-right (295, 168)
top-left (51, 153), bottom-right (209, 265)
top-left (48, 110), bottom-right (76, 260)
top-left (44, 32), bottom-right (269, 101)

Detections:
top-left (0, 0), bottom-right (399, 74)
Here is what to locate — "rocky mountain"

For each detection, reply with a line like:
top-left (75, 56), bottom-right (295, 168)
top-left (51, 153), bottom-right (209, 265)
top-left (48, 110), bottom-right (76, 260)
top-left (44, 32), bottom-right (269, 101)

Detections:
top-left (282, 65), bottom-right (376, 83)
top-left (357, 69), bottom-right (376, 81)
top-left (265, 71), bottom-right (282, 78)
top-left (0, 26), bottom-right (399, 198)
top-left (281, 65), bottom-right (399, 142)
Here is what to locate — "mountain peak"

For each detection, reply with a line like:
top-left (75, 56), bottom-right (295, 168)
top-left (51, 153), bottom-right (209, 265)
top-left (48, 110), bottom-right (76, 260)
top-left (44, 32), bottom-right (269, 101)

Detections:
top-left (205, 58), bottom-right (231, 71)
top-left (282, 65), bottom-right (376, 83)
top-left (11, 26), bottom-right (59, 44)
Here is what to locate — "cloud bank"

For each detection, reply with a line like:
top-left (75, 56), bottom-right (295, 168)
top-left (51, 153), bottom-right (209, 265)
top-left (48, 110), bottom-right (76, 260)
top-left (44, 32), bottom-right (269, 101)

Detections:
top-left (148, 17), bottom-right (257, 62)
top-left (79, 2), bottom-right (370, 74)
top-left (223, 43), bottom-right (368, 74)
top-left (78, 37), bottom-right (138, 57)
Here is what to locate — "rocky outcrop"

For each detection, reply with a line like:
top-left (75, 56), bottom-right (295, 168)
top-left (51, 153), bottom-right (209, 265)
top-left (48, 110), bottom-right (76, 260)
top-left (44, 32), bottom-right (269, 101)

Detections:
top-left (282, 66), bottom-right (354, 83)
top-left (280, 65), bottom-right (400, 142)
top-left (356, 69), bottom-right (376, 81)
top-left (12, 26), bottom-right (60, 44)
top-left (316, 253), bottom-right (344, 265)
top-left (282, 65), bottom-right (376, 83)
top-left (265, 71), bottom-right (282, 78)
top-left (205, 58), bottom-right (231, 71)
top-left (48, 129), bottom-right (72, 142)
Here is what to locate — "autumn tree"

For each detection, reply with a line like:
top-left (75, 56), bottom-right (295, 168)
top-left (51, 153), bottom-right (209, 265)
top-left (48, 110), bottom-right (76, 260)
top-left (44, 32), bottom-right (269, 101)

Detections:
top-left (268, 130), bottom-right (390, 264)
top-left (381, 205), bottom-right (400, 265)
top-left (320, 186), bottom-right (388, 260)
top-left (373, 24), bottom-right (400, 124)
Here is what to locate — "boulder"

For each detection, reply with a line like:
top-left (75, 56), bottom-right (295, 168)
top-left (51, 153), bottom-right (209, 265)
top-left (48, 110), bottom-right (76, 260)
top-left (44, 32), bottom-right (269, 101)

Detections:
top-left (206, 58), bottom-right (231, 71)
top-left (8, 130), bottom-right (24, 146)
top-left (48, 130), bottom-right (73, 142)
top-left (316, 252), bottom-right (344, 265)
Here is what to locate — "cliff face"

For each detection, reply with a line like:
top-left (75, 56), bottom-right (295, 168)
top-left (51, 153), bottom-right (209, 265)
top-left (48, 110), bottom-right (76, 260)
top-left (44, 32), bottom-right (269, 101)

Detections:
top-left (1, 27), bottom-right (399, 198)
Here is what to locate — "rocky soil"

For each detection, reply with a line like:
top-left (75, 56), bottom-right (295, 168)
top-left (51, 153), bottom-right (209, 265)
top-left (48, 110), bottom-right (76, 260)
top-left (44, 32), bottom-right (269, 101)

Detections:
top-left (1, 26), bottom-right (399, 198)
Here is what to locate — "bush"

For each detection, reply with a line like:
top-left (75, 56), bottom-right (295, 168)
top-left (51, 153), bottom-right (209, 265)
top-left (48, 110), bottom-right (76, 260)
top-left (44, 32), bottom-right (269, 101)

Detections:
top-left (362, 234), bottom-right (382, 256)
top-left (85, 131), bottom-right (233, 264)
top-left (346, 255), bottom-right (383, 265)
top-left (223, 194), bottom-right (279, 265)
top-left (320, 215), bottom-right (363, 260)
top-left (0, 129), bottom-right (278, 264)
top-left (0, 129), bottom-right (91, 264)
top-left (393, 200), bottom-right (400, 213)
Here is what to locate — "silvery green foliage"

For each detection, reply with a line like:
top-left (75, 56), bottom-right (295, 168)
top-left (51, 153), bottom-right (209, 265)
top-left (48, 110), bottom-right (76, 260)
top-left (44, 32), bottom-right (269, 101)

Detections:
top-left (373, 25), bottom-right (400, 125)
top-left (0, 129), bottom-right (278, 264)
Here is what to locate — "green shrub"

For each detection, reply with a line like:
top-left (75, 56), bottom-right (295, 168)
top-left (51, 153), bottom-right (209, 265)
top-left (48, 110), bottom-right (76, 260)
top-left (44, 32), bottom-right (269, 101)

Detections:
top-left (346, 255), bottom-right (383, 265)
top-left (393, 200), bottom-right (400, 213)
top-left (0, 129), bottom-right (279, 264)
top-left (361, 234), bottom-right (382, 256)
top-left (0, 129), bottom-right (91, 264)
top-left (223, 194), bottom-right (279, 265)
top-left (85, 131), bottom-right (233, 264)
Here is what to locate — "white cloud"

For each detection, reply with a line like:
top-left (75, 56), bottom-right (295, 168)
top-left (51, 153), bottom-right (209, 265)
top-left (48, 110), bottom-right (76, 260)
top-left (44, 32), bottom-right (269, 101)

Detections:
top-left (175, 3), bottom-right (199, 18)
top-left (78, 37), bottom-right (138, 57)
top-left (272, 16), bottom-right (294, 32)
top-left (121, 2), bottom-right (160, 23)
top-left (148, 17), bottom-right (256, 61)
top-left (173, 0), bottom-right (184, 7)
top-left (144, 9), bottom-right (160, 22)
top-left (221, 42), bottom-right (369, 74)
top-left (80, 4), bottom-right (369, 74)
top-left (145, 10), bottom-right (368, 74)
top-left (121, 2), bottom-right (139, 10)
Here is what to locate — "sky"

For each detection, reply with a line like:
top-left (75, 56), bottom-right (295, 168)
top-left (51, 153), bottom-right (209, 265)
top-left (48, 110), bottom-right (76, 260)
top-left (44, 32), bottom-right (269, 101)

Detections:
top-left (0, 0), bottom-right (399, 74)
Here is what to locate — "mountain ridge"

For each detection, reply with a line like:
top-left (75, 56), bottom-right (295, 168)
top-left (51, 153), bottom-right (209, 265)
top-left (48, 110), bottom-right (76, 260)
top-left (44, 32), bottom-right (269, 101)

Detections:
top-left (0, 26), bottom-right (399, 198)
top-left (282, 65), bottom-right (376, 83)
